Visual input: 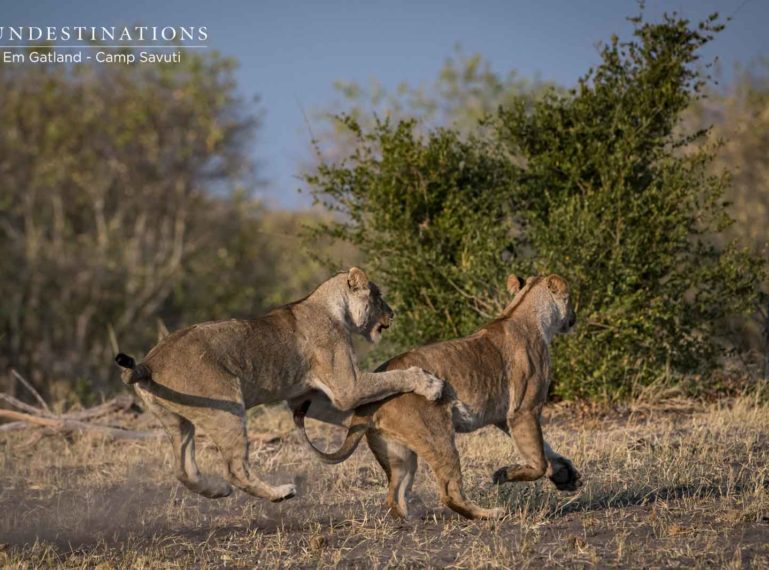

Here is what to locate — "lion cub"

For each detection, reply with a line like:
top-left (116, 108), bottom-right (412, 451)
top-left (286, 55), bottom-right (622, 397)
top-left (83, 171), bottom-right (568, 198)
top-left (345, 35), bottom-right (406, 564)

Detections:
top-left (296, 274), bottom-right (582, 519)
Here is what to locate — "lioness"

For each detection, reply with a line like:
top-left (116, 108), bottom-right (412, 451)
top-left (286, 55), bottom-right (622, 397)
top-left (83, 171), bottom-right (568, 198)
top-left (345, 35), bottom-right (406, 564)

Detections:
top-left (115, 268), bottom-right (443, 503)
top-left (296, 274), bottom-right (582, 519)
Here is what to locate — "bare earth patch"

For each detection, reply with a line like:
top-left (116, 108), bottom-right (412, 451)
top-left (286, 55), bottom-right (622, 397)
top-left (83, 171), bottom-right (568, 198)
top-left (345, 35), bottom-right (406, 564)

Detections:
top-left (1, 396), bottom-right (768, 568)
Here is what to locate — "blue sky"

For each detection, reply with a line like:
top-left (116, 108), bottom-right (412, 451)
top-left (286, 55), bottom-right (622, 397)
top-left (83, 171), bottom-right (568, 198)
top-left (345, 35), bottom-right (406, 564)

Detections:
top-left (4, 0), bottom-right (768, 207)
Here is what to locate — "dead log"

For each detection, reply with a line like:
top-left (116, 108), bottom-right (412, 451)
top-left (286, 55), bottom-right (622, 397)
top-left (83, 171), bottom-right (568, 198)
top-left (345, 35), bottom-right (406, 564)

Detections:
top-left (0, 393), bottom-right (55, 418)
top-left (0, 370), bottom-right (154, 443)
top-left (60, 394), bottom-right (135, 421)
top-left (0, 404), bottom-right (160, 441)
top-left (10, 369), bottom-right (50, 412)
top-left (0, 421), bottom-right (30, 432)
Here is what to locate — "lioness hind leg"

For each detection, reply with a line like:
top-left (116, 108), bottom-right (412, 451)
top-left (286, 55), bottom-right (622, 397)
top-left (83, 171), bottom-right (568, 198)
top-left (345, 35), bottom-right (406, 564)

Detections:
top-left (378, 406), bottom-right (503, 520)
top-left (135, 387), bottom-right (232, 498)
top-left (422, 437), bottom-right (505, 520)
top-left (173, 417), bottom-right (234, 498)
top-left (198, 410), bottom-right (296, 503)
top-left (421, 440), bottom-right (505, 519)
top-left (366, 432), bottom-right (417, 518)
top-left (492, 411), bottom-right (547, 485)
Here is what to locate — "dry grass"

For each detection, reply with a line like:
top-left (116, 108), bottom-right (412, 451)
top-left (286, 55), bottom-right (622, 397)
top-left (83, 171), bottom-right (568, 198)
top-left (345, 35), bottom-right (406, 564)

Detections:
top-left (1, 394), bottom-right (768, 568)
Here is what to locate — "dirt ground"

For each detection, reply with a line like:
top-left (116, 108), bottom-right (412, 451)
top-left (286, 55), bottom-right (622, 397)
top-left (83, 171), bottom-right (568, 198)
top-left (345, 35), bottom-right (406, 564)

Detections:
top-left (1, 395), bottom-right (768, 568)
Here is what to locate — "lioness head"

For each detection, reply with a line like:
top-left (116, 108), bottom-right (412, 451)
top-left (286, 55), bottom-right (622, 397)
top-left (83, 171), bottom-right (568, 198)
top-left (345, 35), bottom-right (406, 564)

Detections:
top-left (346, 267), bottom-right (394, 343)
top-left (507, 273), bottom-right (576, 335)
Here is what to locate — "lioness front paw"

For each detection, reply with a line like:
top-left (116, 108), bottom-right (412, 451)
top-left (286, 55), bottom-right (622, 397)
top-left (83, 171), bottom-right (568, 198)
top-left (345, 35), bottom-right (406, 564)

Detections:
top-left (548, 458), bottom-right (582, 492)
top-left (269, 483), bottom-right (297, 503)
top-left (410, 368), bottom-right (444, 401)
top-left (492, 465), bottom-right (518, 485)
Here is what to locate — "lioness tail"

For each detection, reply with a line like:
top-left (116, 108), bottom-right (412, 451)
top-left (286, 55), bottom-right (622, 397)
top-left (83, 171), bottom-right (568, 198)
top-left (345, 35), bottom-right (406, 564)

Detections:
top-left (114, 352), bottom-right (151, 384)
top-left (293, 400), bottom-right (369, 464)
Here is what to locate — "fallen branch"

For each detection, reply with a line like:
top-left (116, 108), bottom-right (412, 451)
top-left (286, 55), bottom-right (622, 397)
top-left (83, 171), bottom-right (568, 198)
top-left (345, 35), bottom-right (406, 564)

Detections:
top-left (0, 421), bottom-right (30, 432)
top-left (0, 388), bottom-right (156, 443)
top-left (0, 393), bottom-right (54, 418)
top-left (0, 408), bottom-right (160, 441)
top-left (0, 393), bottom-right (134, 421)
top-left (10, 369), bottom-right (50, 413)
top-left (60, 394), bottom-right (135, 421)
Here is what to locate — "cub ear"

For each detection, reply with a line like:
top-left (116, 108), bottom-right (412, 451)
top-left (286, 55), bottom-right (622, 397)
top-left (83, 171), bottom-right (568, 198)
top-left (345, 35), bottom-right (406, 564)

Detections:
top-left (546, 275), bottom-right (568, 296)
top-left (506, 274), bottom-right (525, 295)
top-left (347, 267), bottom-right (369, 291)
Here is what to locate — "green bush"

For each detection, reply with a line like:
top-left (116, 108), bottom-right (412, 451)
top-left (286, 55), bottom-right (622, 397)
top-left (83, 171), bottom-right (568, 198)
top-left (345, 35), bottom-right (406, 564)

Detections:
top-left (306, 13), bottom-right (767, 399)
top-left (306, 118), bottom-right (518, 355)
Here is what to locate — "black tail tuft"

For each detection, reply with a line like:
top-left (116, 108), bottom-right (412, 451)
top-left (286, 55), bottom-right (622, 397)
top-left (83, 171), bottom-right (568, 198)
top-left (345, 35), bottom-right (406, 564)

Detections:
top-left (115, 353), bottom-right (151, 384)
top-left (115, 353), bottom-right (136, 369)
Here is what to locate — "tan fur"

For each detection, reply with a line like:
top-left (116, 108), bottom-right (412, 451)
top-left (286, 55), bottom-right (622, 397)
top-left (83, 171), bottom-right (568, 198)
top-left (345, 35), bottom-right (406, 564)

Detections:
top-left (300, 274), bottom-right (582, 519)
top-left (119, 268), bottom-right (444, 503)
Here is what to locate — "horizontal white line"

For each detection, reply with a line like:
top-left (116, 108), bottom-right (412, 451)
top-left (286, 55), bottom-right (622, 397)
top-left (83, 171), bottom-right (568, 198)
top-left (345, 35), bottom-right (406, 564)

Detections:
top-left (0, 45), bottom-right (208, 49)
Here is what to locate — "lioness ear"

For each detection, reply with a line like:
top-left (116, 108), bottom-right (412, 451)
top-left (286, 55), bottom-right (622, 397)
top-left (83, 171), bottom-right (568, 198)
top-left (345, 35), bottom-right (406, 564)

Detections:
top-left (546, 275), bottom-right (568, 296)
top-left (506, 274), bottom-right (524, 295)
top-left (347, 267), bottom-right (369, 291)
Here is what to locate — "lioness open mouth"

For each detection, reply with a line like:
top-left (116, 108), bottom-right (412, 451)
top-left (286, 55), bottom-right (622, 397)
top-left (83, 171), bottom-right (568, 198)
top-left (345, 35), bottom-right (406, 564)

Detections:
top-left (375, 322), bottom-right (390, 334)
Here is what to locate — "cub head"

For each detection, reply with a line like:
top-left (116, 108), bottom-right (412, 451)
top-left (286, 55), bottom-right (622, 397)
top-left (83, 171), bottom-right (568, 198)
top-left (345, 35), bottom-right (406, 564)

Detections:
top-left (346, 267), bottom-right (394, 343)
top-left (506, 273), bottom-right (576, 335)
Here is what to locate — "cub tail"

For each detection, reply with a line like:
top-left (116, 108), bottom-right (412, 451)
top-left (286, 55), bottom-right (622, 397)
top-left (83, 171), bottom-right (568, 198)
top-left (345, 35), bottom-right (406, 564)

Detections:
top-left (293, 400), bottom-right (369, 464)
top-left (114, 352), bottom-right (151, 385)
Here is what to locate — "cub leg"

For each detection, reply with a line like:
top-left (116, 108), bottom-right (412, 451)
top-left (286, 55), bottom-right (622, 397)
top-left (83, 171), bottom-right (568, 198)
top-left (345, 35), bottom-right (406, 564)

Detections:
top-left (377, 402), bottom-right (504, 521)
top-left (197, 409), bottom-right (296, 503)
top-left (366, 432), bottom-right (418, 518)
top-left (492, 410), bottom-right (548, 485)
top-left (135, 386), bottom-right (232, 498)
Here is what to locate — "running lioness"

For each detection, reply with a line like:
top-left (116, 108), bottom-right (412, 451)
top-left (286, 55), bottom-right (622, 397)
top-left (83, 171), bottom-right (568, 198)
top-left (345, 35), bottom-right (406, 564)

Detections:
top-left (296, 274), bottom-right (582, 519)
top-left (116, 268), bottom-right (443, 503)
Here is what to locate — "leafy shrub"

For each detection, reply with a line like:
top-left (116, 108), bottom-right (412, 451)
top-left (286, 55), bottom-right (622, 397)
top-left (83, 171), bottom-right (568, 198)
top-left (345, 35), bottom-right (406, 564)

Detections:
top-left (306, 118), bottom-right (518, 355)
top-left (307, 13), bottom-right (767, 398)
